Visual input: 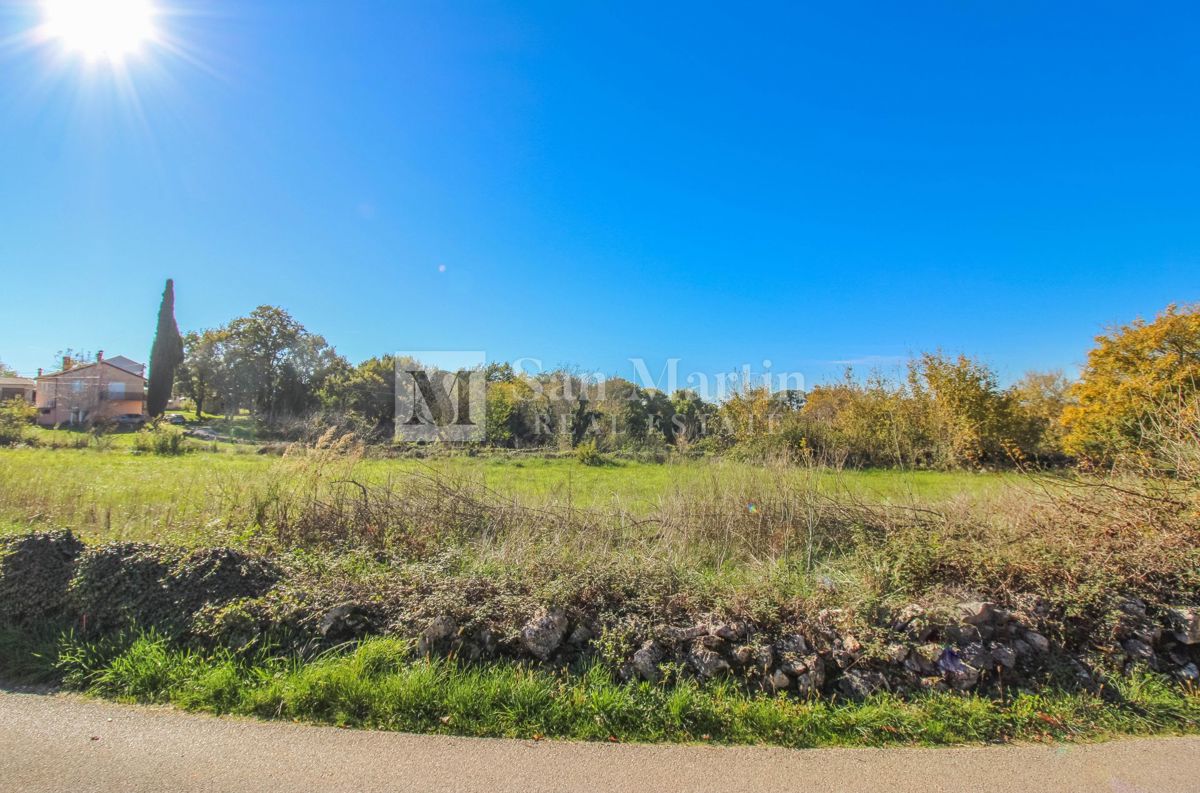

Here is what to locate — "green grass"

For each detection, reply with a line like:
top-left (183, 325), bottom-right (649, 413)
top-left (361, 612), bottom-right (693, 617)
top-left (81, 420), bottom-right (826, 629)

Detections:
top-left (0, 445), bottom-right (1015, 545)
top-left (25, 425), bottom-right (135, 449)
top-left (415, 454), bottom-right (1015, 507)
top-left (22, 409), bottom-right (261, 449)
top-left (7, 630), bottom-right (1197, 747)
top-left (0, 447), bottom-right (266, 544)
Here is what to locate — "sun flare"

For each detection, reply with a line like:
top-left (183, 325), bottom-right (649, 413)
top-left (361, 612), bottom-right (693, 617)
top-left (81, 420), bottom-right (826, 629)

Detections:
top-left (42, 0), bottom-right (157, 62)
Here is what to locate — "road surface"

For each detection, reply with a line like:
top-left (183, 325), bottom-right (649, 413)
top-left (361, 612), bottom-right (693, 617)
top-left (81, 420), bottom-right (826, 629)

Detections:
top-left (2, 690), bottom-right (1198, 792)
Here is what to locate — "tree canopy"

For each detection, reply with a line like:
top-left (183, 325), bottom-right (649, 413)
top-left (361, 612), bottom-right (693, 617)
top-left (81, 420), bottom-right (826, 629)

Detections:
top-left (1063, 303), bottom-right (1200, 462)
top-left (175, 306), bottom-right (346, 421)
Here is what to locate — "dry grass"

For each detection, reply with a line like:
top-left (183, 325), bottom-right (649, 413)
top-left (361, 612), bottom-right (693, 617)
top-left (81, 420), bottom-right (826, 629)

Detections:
top-left (178, 437), bottom-right (1198, 640)
top-left (2, 407), bottom-right (1197, 633)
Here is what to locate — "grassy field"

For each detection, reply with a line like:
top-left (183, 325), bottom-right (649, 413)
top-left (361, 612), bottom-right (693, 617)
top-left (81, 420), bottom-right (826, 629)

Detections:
top-left (0, 445), bottom-right (1017, 546)
top-left (3, 439), bottom-right (1197, 750)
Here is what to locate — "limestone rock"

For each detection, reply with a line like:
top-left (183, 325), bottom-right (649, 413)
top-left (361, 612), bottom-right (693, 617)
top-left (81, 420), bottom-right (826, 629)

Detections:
top-left (474, 627), bottom-right (498, 656)
top-left (1121, 638), bottom-right (1155, 660)
top-left (839, 669), bottom-right (887, 699)
top-left (666, 624), bottom-right (709, 643)
top-left (793, 654), bottom-right (825, 695)
top-left (956, 601), bottom-right (995, 626)
top-left (892, 604), bottom-right (925, 630)
top-left (1168, 606), bottom-right (1200, 645)
top-left (937, 647), bottom-right (980, 690)
top-left (768, 668), bottom-right (792, 691)
top-left (520, 608), bottom-right (569, 660)
top-left (960, 642), bottom-right (993, 670)
top-left (319, 602), bottom-right (375, 643)
top-left (416, 615), bottom-right (457, 656)
top-left (709, 621), bottom-right (748, 642)
top-left (689, 646), bottom-right (731, 679)
top-left (894, 604), bottom-right (935, 642)
top-left (775, 634), bottom-right (808, 655)
top-left (778, 652), bottom-right (820, 678)
top-left (991, 643), bottom-right (1017, 669)
top-left (1116, 598), bottom-right (1148, 618)
top-left (915, 643), bottom-right (943, 667)
top-left (1022, 631), bottom-right (1050, 654)
top-left (567, 625), bottom-right (594, 646)
top-left (841, 634), bottom-right (863, 657)
top-left (632, 641), bottom-right (664, 681)
top-left (904, 652), bottom-right (934, 676)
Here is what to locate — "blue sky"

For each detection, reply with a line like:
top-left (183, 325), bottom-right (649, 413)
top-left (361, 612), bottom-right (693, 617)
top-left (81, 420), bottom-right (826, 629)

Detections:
top-left (1, 1), bottom-right (1196, 387)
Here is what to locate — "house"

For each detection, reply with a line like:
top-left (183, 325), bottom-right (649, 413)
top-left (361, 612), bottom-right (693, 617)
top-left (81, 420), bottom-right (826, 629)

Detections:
top-left (0, 376), bottom-right (35, 403)
top-left (35, 352), bottom-right (146, 427)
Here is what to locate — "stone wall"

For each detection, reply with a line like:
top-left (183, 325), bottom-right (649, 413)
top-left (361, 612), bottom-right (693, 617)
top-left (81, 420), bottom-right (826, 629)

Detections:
top-left (2, 531), bottom-right (1197, 697)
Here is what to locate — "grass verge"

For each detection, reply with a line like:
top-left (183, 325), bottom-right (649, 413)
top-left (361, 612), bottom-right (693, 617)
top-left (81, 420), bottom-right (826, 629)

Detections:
top-left (4, 629), bottom-right (1198, 748)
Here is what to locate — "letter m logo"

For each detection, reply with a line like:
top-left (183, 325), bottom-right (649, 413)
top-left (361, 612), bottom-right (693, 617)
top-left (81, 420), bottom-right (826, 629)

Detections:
top-left (394, 352), bottom-right (486, 442)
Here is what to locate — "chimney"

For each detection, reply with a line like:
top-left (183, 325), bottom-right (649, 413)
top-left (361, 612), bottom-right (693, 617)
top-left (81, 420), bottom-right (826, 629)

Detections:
top-left (37, 368), bottom-right (43, 378)
top-left (62, 356), bottom-right (70, 372)
top-left (97, 350), bottom-right (104, 362)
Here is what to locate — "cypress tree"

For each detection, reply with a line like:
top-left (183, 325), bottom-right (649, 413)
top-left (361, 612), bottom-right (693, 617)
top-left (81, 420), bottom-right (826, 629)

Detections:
top-left (147, 279), bottom-right (184, 417)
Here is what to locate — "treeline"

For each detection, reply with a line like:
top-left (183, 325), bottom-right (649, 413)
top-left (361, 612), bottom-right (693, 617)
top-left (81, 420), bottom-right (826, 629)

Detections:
top-left (175, 306), bottom-right (344, 422)
top-left (174, 303), bottom-right (1200, 468)
top-left (722, 357), bottom-right (1069, 467)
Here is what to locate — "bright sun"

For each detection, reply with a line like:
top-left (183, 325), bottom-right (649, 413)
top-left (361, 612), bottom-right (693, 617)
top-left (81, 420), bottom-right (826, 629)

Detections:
top-left (42, 0), bottom-right (156, 62)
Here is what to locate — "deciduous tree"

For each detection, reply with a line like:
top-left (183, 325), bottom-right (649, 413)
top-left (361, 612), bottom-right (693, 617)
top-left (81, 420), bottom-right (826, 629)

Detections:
top-left (1063, 304), bottom-right (1200, 462)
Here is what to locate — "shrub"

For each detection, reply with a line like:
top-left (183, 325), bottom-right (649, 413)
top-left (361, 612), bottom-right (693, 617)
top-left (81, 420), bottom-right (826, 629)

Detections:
top-left (776, 357), bottom-right (1072, 469)
top-left (0, 397), bottom-right (35, 446)
top-left (134, 423), bottom-right (185, 455)
top-left (575, 438), bottom-right (606, 466)
top-left (89, 425), bottom-right (116, 451)
top-left (907, 353), bottom-right (1020, 467)
top-left (1009, 370), bottom-right (1071, 462)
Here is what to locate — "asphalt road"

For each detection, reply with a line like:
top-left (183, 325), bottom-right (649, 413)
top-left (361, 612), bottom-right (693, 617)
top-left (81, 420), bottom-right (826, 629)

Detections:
top-left (2, 690), bottom-right (1198, 793)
